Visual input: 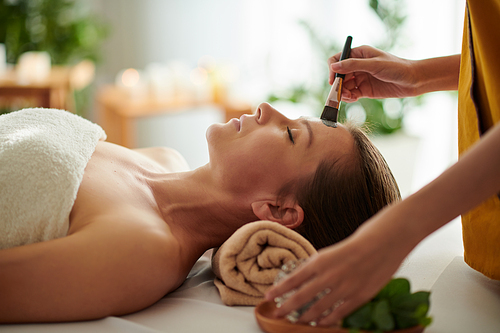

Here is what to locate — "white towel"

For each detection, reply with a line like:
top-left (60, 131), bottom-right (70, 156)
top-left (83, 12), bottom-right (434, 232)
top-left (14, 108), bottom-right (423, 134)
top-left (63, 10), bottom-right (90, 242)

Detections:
top-left (0, 108), bottom-right (106, 249)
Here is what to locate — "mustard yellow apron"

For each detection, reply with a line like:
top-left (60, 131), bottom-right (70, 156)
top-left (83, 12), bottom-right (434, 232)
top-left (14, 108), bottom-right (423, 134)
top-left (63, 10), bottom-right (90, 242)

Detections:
top-left (458, 0), bottom-right (500, 280)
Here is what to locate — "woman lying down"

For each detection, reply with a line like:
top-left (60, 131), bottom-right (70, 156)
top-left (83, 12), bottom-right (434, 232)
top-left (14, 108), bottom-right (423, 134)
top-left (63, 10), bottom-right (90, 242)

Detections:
top-left (0, 103), bottom-right (400, 323)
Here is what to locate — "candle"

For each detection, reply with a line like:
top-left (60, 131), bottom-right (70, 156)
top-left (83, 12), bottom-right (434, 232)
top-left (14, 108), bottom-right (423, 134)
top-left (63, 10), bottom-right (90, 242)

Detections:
top-left (115, 68), bottom-right (148, 100)
top-left (146, 62), bottom-right (174, 102)
top-left (190, 66), bottom-right (210, 102)
top-left (167, 61), bottom-right (191, 104)
top-left (17, 51), bottom-right (51, 84)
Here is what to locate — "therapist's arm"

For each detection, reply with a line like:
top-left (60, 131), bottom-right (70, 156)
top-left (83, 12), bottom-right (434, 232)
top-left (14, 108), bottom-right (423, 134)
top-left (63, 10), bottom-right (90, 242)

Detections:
top-left (328, 45), bottom-right (460, 102)
top-left (266, 121), bottom-right (500, 326)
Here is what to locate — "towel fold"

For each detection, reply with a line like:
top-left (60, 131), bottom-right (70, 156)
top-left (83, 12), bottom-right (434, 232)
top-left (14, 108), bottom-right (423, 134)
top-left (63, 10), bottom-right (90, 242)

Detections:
top-left (211, 221), bottom-right (317, 306)
top-left (0, 108), bottom-right (106, 249)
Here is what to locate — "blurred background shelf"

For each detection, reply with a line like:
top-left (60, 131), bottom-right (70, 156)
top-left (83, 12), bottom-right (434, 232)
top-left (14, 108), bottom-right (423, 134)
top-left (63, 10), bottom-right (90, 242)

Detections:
top-left (0, 60), bottom-right (94, 114)
top-left (96, 84), bottom-right (252, 151)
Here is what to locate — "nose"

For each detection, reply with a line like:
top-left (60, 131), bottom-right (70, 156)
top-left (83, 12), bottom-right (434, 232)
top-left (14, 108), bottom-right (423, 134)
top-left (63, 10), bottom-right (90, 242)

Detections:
top-left (256, 102), bottom-right (289, 125)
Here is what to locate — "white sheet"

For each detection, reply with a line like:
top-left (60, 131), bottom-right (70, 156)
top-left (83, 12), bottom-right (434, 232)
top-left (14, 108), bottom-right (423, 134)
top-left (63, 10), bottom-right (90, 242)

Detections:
top-left (427, 257), bottom-right (500, 333)
top-left (3, 218), bottom-right (499, 332)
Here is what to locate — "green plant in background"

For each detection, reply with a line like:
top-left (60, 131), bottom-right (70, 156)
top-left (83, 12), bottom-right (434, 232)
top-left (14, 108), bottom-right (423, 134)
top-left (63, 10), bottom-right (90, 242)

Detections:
top-left (0, 0), bottom-right (108, 65)
top-left (0, 0), bottom-right (109, 115)
top-left (268, 0), bottom-right (422, 135)
top-left (342, 278), bottom-right (432, 332)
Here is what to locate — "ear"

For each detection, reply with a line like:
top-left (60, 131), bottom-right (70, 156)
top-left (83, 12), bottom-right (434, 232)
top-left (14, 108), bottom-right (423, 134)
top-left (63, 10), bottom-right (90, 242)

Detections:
top-left (251, 198), bottom-right (304, 229)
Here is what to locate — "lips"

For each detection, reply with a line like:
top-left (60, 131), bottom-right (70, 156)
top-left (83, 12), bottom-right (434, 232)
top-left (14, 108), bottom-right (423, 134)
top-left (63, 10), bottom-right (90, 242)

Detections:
top-left (237, 114), bottom-right (247, 132)
top-left (232, 118), bottom-right (241, 131)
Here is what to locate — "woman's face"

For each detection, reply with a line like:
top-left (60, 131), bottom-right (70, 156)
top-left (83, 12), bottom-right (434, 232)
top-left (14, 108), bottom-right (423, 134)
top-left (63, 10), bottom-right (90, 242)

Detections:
top-left (206, 102), bottom-right (355, 196)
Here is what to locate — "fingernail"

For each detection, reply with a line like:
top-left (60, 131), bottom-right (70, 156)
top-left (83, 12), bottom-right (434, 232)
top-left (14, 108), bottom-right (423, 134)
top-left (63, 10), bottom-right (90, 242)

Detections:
top-left (331, 62), bottom-right (342, 70)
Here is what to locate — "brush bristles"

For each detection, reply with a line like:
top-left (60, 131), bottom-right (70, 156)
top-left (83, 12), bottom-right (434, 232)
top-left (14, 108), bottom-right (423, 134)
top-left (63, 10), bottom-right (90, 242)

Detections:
top-left (321, 119), bottom-right (337, 128)
top-left (320, 106), bottom-right (339, 128)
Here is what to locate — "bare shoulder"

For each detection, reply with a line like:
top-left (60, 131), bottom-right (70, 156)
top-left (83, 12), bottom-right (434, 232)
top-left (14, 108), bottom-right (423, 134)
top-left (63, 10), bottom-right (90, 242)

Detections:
top-left (133, 147), bottom-right (190, 172)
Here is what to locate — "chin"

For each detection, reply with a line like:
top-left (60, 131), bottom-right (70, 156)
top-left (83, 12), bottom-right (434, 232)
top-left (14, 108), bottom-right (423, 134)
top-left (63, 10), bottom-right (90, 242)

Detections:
top-left (205, 122), bottom-right (226, 154)
top-left (205, 123), bottom-right (220, 142)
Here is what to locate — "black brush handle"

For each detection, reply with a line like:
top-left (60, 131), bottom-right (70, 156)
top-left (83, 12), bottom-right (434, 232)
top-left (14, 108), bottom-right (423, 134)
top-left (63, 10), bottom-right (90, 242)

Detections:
top-left (336, 36), bottom-right (352, 79)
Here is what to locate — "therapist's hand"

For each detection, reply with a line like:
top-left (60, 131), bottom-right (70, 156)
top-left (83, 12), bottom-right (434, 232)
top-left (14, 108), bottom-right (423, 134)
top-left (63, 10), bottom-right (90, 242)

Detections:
top-left (265, 206), bottom-right (417, 327)
top-left (328, 45), bottom-right (418, 102)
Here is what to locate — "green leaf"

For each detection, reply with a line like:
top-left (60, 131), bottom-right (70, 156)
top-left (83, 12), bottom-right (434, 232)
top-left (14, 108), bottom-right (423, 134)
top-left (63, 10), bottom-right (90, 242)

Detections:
top-left (342, 278), bottom-right (432, 331)
top-left (391, 292), bottom-right (431, 329)
top-left (414, 303), bottom-right (429, 318)
top-left (372, 299), bottom-right (395, 331)
top-left (419, 315), bottom-right (433, 327)
top-left (394, 313), bottom-right (420, 329)
top-left (391, 291), bottom-right (430, 312)
top-left (343, 303), bottom-right (373, 330)
top-left (340, 278), bottom-right (433, 331)
top-left (376, 278), bottom-right (411, 301)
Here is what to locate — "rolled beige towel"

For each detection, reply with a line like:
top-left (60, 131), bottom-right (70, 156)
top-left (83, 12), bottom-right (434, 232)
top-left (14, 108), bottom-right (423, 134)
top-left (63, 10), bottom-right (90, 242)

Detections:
top-left (211, 221), bottom-right (317, 306)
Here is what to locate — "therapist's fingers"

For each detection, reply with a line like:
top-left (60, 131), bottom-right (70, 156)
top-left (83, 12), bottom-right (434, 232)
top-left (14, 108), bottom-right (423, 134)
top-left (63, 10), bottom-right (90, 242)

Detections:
top-left (265, 255), bottom-right (318, 303)
top-left (329, 71), bottom-right (356, 86)
top-left (330, 58), bottom-right (382, 78)
top-left (317, 298), bottom-right (362, 327)
top-left (328, 45), bottom-right (395, 87)
top-left (291, 276), bottom-right (381, 327)
top-left (340, 76), bottom-right (370, 103)
top-left (328, 51), bottom-right (342, 64)
top-left (341, 77), bottom-right (360, 102)
top-left (328, 65), bottom-right (337, 86)
top-left (291, 286), bottom-right (345, 324)
top-left (327, 45), bottom-right (374, 67)
top-left (270, 260), bottom-right (340, 318)
top-left (328, 50), bottom-right (353, 85)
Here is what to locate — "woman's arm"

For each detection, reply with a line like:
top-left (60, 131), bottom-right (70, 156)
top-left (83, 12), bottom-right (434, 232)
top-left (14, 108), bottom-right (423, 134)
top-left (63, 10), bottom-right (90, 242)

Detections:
top-left (328, 45), bottom-right (460, 102)
top-left (266, 121), bottom-right (500, 326)
top-left (0, 214), bottom-right (179, 323)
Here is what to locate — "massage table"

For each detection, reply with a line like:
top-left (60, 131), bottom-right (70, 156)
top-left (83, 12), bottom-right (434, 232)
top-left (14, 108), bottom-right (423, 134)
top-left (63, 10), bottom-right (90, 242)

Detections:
top-left (3, 217), bottom-right (500, 332)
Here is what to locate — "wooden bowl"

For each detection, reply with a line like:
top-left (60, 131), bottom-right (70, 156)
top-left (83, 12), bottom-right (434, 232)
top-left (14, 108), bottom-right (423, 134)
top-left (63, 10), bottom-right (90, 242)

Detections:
top-left (254, 301), bottom-right (425, 333)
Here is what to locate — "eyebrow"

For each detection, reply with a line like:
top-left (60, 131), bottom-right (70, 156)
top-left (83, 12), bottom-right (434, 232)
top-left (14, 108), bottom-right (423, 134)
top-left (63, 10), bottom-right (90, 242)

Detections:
top-left (299, 118), bottom-right (313, 148)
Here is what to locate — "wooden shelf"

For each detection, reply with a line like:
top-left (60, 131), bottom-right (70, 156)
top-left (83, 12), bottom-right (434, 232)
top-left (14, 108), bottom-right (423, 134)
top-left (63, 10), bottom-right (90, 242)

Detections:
top-left (0, 61), bottom-right (95, 113)
top-left (96, 85), bottom-right (253, 148)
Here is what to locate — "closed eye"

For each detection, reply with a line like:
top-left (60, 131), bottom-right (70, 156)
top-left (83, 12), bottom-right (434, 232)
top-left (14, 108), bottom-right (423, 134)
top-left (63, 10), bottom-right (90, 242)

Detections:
top-left (287, 127), bottom-right (295, 144)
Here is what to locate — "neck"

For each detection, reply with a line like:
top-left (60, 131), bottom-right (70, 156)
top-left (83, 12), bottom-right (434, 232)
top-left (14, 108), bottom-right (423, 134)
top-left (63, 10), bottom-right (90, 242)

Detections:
top-left (150, 165), bottom-right (258, 261)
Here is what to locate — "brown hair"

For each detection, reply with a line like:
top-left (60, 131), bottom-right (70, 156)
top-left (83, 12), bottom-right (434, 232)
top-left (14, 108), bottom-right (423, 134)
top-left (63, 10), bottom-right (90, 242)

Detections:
top-left (279, 123), bottom-right (401, 249)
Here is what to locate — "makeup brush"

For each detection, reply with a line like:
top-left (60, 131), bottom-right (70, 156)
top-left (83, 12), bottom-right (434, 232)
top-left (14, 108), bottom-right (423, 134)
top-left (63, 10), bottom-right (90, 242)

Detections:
top-left (321, 36), bottom-right (353, 128)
